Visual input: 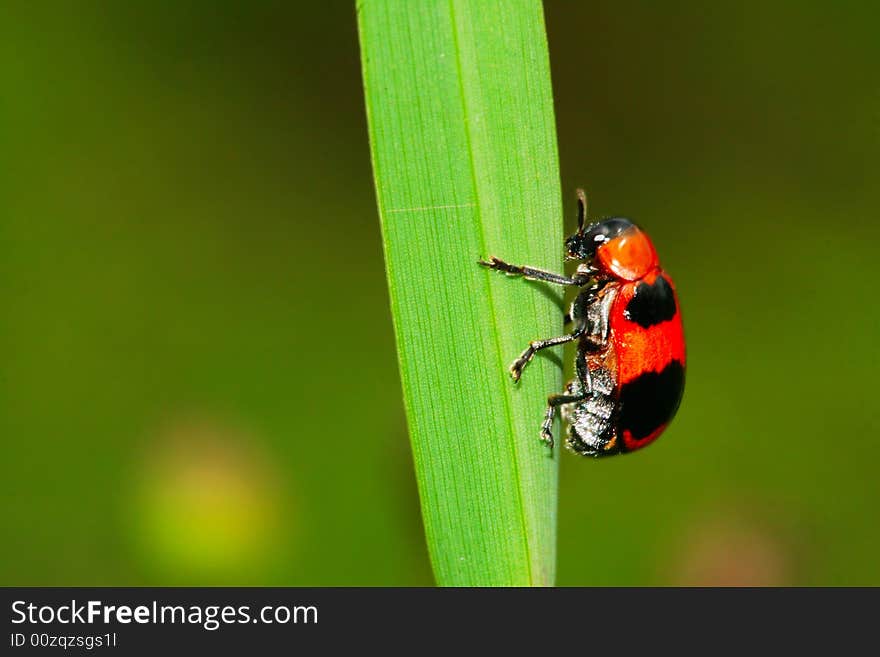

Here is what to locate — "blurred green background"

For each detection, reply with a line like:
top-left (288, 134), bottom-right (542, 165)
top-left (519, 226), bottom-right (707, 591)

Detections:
top-left (1, 1), bottom-right (878, 586)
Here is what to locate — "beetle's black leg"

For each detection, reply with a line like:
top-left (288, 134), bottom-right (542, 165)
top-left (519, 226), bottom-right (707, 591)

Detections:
top-left (542, 341), bottom-right (596, 447)
top-left (509, 329), bottom-right (584, 382)
top-left (478, 256), bottom-right (590, 287)
top-left (540, 390), bottom-right (590, 448)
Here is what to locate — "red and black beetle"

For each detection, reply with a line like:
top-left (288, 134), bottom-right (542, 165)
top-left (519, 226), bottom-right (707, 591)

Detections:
top-left (479, 190), bottom-right (685, 457)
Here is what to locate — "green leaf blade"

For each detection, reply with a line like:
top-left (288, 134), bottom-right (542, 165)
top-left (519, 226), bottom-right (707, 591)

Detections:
top-left (358, 0), bottom-right (562, 586)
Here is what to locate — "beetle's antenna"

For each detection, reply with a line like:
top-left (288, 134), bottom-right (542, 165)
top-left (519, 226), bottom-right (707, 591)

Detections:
top-left (576, 188), bottom-right (588, 234)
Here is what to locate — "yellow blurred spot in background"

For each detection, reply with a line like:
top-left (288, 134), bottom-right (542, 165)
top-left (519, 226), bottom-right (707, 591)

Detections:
top-left (132, 416), bottom-right (287, 582)
top-left (672, 508), bottom-right (793, 587)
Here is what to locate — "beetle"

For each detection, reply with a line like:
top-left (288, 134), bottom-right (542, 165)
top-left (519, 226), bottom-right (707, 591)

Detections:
top-left (479, 189), bottom-right (685, 457)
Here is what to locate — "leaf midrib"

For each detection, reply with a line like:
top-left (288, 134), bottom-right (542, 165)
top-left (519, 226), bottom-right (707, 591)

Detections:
top-left (448, 0), bottom-right (533, 585)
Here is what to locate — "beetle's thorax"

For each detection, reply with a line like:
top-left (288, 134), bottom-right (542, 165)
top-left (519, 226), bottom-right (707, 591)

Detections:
top-left (596, 227), bottom-right (659, 281)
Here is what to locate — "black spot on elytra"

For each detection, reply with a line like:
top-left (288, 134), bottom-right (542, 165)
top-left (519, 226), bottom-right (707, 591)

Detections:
top-left (618, 360), bottom-right (685, 440)
top-left (625, 275), bottom-right (677, 328)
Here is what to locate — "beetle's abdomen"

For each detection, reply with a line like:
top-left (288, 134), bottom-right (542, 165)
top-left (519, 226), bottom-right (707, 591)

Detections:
top-left (563, 349), bottom-right (621, 457)
top-left (610, 270), bottom-right (686, 451)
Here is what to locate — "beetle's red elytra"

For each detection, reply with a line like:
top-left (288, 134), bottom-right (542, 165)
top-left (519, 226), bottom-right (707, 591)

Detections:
top-left (479, 189), bottom-right (685, 457)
